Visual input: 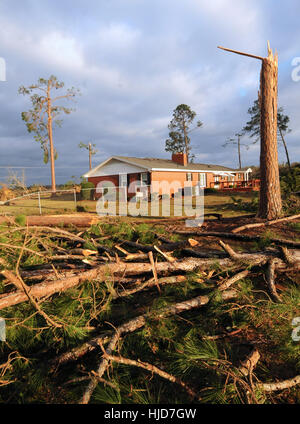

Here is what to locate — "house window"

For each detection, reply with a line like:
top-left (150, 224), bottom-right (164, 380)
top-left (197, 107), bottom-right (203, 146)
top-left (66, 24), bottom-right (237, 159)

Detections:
top-left (214, 175), bottom-right (220, 183)
top-left (186, 173), bottom-right (192, 181)
top-left (141, 172), bottom-right (149, 186)
top-left (198, 173), bottom-right (206, 187)
top-left (119, 174), bottom-right (127, 187)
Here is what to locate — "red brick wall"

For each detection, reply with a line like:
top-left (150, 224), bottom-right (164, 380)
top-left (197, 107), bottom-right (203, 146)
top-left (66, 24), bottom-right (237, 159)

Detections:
top-left (88, 175), bottom-right (119, 187)
top-left (89, 171), bottom-right (248, 197)
top-left (171, 153), bottom-right (188, 166)
top-left (88, 173), bottom-right (146, 199)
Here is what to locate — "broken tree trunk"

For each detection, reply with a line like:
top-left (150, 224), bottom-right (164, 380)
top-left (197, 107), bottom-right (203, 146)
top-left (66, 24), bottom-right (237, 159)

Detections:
top-left (218, 43), bottom-right (282, 220)
top-left (258, 44), bottom-right (282, 220)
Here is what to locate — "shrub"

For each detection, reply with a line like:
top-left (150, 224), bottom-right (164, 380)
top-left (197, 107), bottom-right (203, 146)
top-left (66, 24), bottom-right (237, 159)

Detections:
top-left (282, 195), bottom-right (300, 215)
top-left (76, 205), bottom-right (86, 212)
top-left (80, 181), bottom-right (95, 200)
top-left (204, 188), bottom-right (218, 194)
top-left (229, 195), bottom-right (258, 213)
top-left (280, 165), bottom-right (300, 198)
top-left (15, 214), bottom-right (26, 226)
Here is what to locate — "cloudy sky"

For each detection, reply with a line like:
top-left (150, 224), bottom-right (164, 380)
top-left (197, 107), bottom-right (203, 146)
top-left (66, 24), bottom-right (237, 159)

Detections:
top-left (0, 0), bottom-right (299, 185)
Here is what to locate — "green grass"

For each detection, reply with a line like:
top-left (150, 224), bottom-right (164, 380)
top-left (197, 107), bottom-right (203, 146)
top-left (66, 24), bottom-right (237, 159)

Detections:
top-left (0, 191), bottom-right (257, 218)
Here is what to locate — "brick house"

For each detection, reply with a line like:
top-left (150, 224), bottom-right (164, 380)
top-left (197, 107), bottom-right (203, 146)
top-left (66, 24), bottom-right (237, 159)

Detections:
top-left (83, 153), bottom-right (254, 198)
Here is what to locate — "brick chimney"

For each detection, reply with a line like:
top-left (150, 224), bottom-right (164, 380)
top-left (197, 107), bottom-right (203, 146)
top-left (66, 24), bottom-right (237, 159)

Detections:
top-left (172, 152), bottom-right (187, 166)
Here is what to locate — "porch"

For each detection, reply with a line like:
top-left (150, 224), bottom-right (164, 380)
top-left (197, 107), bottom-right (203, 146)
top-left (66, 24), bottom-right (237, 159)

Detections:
top-left (212, 179), bottom-right (260, 191)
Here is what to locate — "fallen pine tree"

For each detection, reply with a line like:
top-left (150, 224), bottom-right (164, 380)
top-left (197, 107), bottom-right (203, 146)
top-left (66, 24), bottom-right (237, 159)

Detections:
top-left (0, 219), bottom-right (299, 405)
top-left (1, 248), bottom-right (299, 310)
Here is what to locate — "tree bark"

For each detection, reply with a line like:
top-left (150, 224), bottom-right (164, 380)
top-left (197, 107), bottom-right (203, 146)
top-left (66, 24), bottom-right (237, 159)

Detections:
top-left (47, 81), bottom-right (56, 193)
top-left (232, 214), bottom-right (300, 233)
top-left (258, 45), bottom-right (282, 219)
top-left (175, 229), bottom-right (300, 249)
top-left (258, 375), bottom-right (300, 392)
top-left (1, 251), bottom-right (299, 310)
top-left (183, 119), bottom-right (189, 162)
top-left (279, 128), bottom-right (292, 172)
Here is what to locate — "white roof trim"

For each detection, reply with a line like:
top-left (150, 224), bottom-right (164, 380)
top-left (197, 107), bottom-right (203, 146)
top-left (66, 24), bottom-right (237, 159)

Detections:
top-left (83, 156), bottom-right (114, 178)
top-left (151, 168), bottom-right (242, 174)
top-left (83, 156), bottom-right (149, 177)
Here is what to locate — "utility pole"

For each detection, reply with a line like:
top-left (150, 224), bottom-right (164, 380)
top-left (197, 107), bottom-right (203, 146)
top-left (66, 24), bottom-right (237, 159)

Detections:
top-left (237, 133), bottom-right (242, 170)
top-left (79, 142), bottom-right (98, 171)
top-left (218, 42), bottom-right (282, 220)
top-left (88, 143), bottom-right (92, 170)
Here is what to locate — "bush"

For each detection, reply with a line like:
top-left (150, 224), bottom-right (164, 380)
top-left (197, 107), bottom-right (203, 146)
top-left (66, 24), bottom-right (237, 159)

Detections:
top-left (229, 195), bottom-right (258, 213)
top-left (280, 165), bottom-right (300, 198)
top-left (204, 188), bottom-right (218, 194)
top-left (282, 195), bottom-right (300, 215)
top-left (80, 181), bottom-right (95, 200)
top-left (15, 214), bottom-right (26, 226)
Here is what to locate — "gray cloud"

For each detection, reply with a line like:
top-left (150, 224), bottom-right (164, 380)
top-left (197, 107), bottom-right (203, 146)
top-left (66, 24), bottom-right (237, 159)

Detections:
top-left (0, 0), bottom-right (299, 186)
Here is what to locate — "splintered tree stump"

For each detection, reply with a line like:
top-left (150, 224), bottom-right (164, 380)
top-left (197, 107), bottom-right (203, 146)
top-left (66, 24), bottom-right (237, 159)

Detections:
top-left (219, 43), bottom-right (283, 220)
top-left (258, 44), bottom-right (282, 220)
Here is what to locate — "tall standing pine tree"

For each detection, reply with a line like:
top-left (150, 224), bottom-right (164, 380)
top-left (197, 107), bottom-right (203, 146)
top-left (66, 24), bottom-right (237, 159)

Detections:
top-left (242, 99), bottom-right (292, 171)
top-left (165, 104), bottom-right (203, 163)
top-left (19, 76), bottom-right (80, 193)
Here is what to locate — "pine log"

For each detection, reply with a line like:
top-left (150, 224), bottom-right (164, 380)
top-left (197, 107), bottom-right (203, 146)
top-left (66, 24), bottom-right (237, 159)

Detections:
top-left (232, 214), bottom-right (300, 233)
top-left (174, 230), bottom-right (300, 249)
top-left (1, 250), bottom-right (299, 311)
top-left (258, 375), bottom-right (300, 392)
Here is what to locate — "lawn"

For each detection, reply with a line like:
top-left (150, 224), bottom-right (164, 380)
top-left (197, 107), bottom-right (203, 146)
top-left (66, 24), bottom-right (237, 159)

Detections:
top-left (0, 191), bottom-right (258, 218)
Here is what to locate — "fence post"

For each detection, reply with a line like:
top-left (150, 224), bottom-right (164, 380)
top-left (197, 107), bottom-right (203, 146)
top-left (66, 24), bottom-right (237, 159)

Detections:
top-left (38, 191), bottom-right (42, 215)
top-left (73, 189), bottom-right (77, 211)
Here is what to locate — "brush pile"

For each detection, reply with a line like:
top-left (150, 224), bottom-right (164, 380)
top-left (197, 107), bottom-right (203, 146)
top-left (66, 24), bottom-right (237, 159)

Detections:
top-left (0, 215), bottom-right (299, 404)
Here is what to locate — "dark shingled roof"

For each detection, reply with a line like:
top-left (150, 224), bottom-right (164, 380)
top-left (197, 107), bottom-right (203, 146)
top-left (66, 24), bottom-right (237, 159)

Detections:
top-left (114, 156), bottom-right (244, 172)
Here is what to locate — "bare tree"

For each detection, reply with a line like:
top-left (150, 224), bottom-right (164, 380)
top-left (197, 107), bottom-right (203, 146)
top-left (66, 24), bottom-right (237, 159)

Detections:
top-left (6, 168), bottom-right (28, 194)
top-left (223, 132), bottom-right (249, 169)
